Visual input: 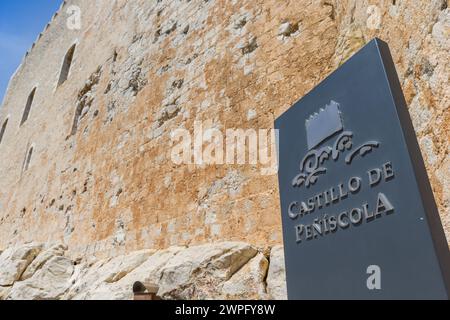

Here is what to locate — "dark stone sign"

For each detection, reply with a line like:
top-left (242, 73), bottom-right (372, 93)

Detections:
top-left (275, 38), bottom-right (450, 299)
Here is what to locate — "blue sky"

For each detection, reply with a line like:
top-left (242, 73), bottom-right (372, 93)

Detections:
top-left (0, 0), bottom-right (62, 105)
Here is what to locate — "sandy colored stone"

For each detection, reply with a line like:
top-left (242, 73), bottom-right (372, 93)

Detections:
top-left (266, 245), bottom-right (287, 300)
top-left (65, 249), bottom-right (154, 300)
top-left (221, 253), bottom-right (268, 300)
top-left (0, 243), bottom-right (43, 286)
top-left (21, 244), bottom-right (67, 281)
top-left (74, 246), bottom-right (182, 300)
top-left (0, 286), bottom-right (11, 300)
top-left (432, 9), bottom-right (450, 49)
top-left (157, 242), bottom-right (257, 299)
top-left (7, 256), bottom-right (74, 300)
top-left (66, 242), bottom-right (260, 300)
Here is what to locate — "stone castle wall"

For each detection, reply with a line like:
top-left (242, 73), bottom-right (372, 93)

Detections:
top-left (0, 0), bottom-right (448, 261)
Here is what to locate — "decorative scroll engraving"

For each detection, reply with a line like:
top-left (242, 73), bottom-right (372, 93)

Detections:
top-left (292, 101), bottom-right (380, 188)
top-left (345, 141), bottom-right (380, 164)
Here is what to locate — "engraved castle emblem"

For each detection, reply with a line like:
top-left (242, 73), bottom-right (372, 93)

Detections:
top-left (292, 101), bottom-right (380, 188)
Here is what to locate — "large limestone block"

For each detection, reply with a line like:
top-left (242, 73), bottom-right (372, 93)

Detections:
top-left (66, 249), bottom-right (154, 300)
top-left (266, 246), bottom-right (287, 300)
top-left (21, 244), bottom-right (67, 280)
top-left (82, 246), bottom-right (183, 300)
top-left (0, 243), bottom-right (43, 286)
top-left (158, 242), bottom-right (258, 299)
top-left (221, 253), bottom-right (269, 300)
top-left (103, 249), bottom-right (155, 283)
top-left (7, 256), bottom-right (74, 300)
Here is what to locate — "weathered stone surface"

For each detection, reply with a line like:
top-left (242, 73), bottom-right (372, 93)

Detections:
top-left (0, 0), bottom-right (447, 261)
top-left (278, 22), bottom-right (299, 37)
top-left (79, 246), bottom-right (183, 300)
top-left (221, 253), bottom-right (268, 300)
top-left (0, 243), bottom-right (43, 286)
top-left (7, 256), bottom-right (74, 300)
top-left (65, 242), bottom-right (262, 300)
top-left (432, 9), bottom-right (450, 49)
top-left (266, 245), bottom-right (287, 300)
top-left (80, 243), bottom-right (265, 300)
top-left (158, 242), bottom-right (257, 299)
top-left (21, 244), bottom-right (67, 281)
top-left (158, 242), bottom-right (258, 299)
top-left (65, 249), bottom-right (154, 300)
top-left (0, 242), bottom-right (281, 300)
top-left (0, 286), bottom-right (11, 300)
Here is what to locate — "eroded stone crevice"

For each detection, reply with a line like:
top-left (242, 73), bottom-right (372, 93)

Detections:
top-left (69, 67), bottom-right (102, 137)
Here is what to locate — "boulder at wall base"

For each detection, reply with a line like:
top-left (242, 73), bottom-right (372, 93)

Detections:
top-left (21, 244), bottom-right (67, 281)
top-left (7, 256), bottom-right (74, 300)
top-left (64, 249), bottom-right (155, 300)
top-left (0, 243), bottom-right (43, 286)
top-left (157, 242), bottom-right (258, 300)
top-left (221, 253), bottom-right (269, 300)
top-left (68, 242), bottom-right (259, 300)
top-left (73, 247), bottom-right (183, 300)
top-left (266, 245), bottom-right (287, 300)
top-left (0, 242), bottom-right (287, 300)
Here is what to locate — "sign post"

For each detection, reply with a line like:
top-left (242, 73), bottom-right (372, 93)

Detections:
top-left (275, 38), bottom-right (450, 299)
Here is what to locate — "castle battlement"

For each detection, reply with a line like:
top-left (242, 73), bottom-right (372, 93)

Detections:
top-left (305, 100), bottom-right (343, 150)
top-left (23, 0), bottom-right (68, 62)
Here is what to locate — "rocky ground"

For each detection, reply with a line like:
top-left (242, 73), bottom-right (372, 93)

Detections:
top-left (0, 242), bottom-right (286, 300)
